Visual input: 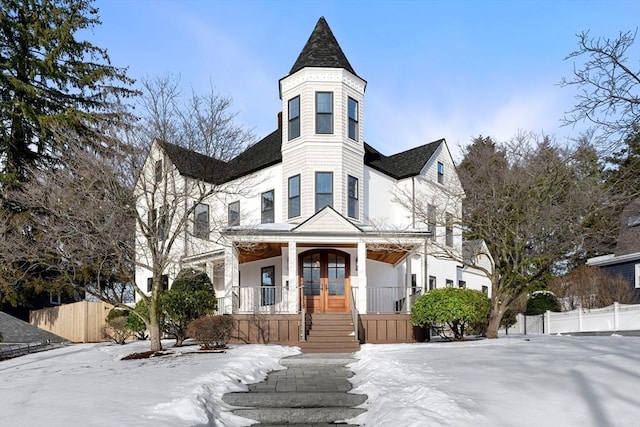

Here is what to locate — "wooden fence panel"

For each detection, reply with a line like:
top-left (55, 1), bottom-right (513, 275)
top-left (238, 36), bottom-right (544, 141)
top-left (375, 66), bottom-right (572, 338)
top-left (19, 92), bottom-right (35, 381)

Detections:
top-left (30, 301), bottom-right (113, 343)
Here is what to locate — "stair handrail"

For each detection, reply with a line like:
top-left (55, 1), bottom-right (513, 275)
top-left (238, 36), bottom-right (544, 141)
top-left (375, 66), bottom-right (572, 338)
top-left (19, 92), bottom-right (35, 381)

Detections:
top-left (350, 286), bottom-right (359, 342)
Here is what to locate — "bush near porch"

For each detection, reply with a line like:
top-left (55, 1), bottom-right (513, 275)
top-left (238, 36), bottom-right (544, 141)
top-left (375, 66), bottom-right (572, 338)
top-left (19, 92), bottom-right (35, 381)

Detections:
top-left (410, 288), bottom-right (490, 340)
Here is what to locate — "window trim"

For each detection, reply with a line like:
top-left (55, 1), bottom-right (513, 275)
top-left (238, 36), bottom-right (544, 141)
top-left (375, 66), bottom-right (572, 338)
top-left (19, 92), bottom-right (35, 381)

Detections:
top-left (315, 92), bottom-right (333, 134)
top-left (635, 263), bottom-right (640, 289)
top-left (288, 96), bottom-right (300, 140)
top-left (348, 97), bottom-right (358, 141)
top-left (348, 175), bottom-right (359, 219)
top-left (194, 203), bottom-right (210, 239)
top-left (437, 161), bottom-right (444, 184)
top-left (288, 175), bottom-right (301, 219)
top-left (228, 201), bottom-right (240, 226)
top-left (315, 172), bottom-right (333, 212)
top-left (261, 190), bottom-right (275, 224)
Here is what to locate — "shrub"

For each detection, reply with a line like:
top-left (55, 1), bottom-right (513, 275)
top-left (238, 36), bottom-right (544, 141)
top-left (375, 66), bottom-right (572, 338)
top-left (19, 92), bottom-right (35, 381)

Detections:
top-left (126, 300), bottom-right (149, 340)
top-left (411, 288), bottom-right (490, 341)
top-left (102, 316), bottom-right (129, 345)
top-left (161, 268), bottom-right (217, 347)
top-left (500, 308), bottom-right (517, 333)
top-left (187, 315), bottom-right (235, 350)
top-left (526, 290), bottom-right (561, 315)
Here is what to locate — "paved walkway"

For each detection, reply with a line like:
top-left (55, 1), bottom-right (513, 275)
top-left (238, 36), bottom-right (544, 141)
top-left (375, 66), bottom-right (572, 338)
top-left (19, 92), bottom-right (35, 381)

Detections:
top-left (223, 353), bottom-right (367, 426)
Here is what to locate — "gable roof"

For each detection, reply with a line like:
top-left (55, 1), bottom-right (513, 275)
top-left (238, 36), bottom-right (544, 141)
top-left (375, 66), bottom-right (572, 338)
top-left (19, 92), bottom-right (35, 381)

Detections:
top-left (293, 205), bottom-right (362, 234)
top-left (160, 130), bottom-right (442, 184)
top-left (364, 139), bottom-right (443, 180)
top-left (159, 129), bottom-right (282, 185)
top-left (289, 17), bottom-right (357, 76)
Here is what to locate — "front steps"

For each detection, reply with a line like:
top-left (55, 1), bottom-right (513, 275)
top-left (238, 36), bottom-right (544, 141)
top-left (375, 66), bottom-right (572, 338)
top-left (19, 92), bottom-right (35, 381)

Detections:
top-left (299, 313), bottom-right (360, 353)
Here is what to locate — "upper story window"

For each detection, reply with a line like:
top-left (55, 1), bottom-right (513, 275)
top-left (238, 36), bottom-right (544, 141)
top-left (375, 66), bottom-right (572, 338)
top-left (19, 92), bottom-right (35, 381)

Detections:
top-left (194, 203), bottom-right (209, 239)
top-left (288, 96), bottom-right (300, 140)
top-left (261, 190), bottom-right (275, 224)
top-left (228, 201), bottom-right (240, 226)
top-left (288, 175), bottom-right (300, 219)
top-left (348, 175), bottom-right (358, 219)
top-left (445, 212), bottom-right (453, 247)
top-left (316, 92), bottom-right (333, 134)
top-left (315, 172), bottom-right (333, 212)
top-left (437, 161), bottom-right (444, 184)
top-left (348, 97), bottom-right (358, 141)
top-left (155, 159), bottom-right (162, 183)
top-left (427, 204), bottom-right (436, 236)
top-left (149, 208), bottom-right (166, 241)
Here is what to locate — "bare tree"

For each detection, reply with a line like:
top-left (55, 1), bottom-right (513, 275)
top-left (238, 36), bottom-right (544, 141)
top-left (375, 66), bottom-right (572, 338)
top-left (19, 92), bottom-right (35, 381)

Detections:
top-left (1, 76), bottom-right (257, 352)
top-left (396, 133), bottom-right (606, 338)
top-left (549, 265), bottom-right (637, 310)
top-left (561, 29), bottom-right (639, 148)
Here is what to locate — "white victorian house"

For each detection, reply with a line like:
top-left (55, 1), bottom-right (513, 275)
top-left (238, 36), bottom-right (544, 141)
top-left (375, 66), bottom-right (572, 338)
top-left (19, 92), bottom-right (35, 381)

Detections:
top-left (135, 17), bottom-right (491, 351)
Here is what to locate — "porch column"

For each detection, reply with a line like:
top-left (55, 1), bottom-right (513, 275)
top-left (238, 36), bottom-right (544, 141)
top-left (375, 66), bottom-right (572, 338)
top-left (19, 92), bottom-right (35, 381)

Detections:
top-left (223, 244), bottom-right (238, 314)
top-left (288, 241), bottom-right (297, 313)
top-left (357, 242), bottom-right (367, 314)
top-left (405, 257), bottom-right (412, 313)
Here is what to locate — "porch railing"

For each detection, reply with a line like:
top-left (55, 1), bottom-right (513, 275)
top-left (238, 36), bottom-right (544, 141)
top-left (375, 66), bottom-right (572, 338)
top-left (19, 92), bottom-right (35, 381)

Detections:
top-left (230, 285), bottom-right (294, 314)
top-left (366, 286), bottom-right (422, 314)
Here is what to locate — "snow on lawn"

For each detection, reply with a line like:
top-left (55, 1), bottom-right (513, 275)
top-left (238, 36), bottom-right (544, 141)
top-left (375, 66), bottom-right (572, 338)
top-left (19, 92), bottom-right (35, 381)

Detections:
top-left (0, 340), bottom-right (299, 427)
top-left (348, 335), bottom-right (640, 427)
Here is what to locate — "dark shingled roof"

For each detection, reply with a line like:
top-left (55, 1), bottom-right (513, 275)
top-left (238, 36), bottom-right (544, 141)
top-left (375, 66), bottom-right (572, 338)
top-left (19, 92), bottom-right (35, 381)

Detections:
top-left (161, 130), bottom-right (441, 184)
top-left (364, 139), bottom-right (443, 180)
top-left (159, 129), bottom-right (283, 185)
top-left (290, 17), bottom-right (357, 76)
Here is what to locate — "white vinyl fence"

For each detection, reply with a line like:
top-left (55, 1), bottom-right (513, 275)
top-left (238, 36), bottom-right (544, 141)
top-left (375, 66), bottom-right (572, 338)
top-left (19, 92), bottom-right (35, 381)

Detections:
top-left (506, 303), bottom-right (640, 335)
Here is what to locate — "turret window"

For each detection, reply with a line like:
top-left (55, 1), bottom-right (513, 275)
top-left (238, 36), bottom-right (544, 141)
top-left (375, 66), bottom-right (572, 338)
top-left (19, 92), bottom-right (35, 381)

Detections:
top-left (288, 96), bottom-right (300, 140)
top-left (348, 175), bottom-right (358, 219)
top-left (315, 172), bottom-right (333, 211)
top-left (348, 97), bottom-right (358, 141)
top-left (288, 175), bottom-right (300, 218)
top-left (316, 92), bottom-right (333, 134)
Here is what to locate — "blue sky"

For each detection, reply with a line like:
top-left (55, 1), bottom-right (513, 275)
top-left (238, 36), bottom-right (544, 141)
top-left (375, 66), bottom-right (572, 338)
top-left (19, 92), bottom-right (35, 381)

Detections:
top-left (91, 0), bottom-right (638, 160)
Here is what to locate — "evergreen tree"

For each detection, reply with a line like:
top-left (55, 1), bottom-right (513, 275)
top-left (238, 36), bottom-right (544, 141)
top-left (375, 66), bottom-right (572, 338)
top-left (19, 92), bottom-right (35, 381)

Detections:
top-left (0, 0), bottom-right (136, 185)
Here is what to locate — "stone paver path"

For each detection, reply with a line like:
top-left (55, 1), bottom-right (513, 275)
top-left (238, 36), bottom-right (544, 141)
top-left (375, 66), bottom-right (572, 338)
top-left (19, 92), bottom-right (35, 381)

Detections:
top-left (223, 353), bottom-right (366, 426)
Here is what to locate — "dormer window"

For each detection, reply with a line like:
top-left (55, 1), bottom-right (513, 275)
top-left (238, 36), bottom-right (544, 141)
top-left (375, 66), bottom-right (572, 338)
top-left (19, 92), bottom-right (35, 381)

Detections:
top-left (288, 96), bottom-right (300, 140)
top-left (316, 92), bottom-right (333, 134)
top-left (437, 161), bottom-right (444, 184)
top-left (348, 97), bottom-right (358, 141)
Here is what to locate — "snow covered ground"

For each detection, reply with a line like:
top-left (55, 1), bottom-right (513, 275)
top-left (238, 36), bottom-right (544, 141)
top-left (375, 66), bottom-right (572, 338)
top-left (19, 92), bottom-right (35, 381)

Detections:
top-left (0, 335), bottom-right (638, 426)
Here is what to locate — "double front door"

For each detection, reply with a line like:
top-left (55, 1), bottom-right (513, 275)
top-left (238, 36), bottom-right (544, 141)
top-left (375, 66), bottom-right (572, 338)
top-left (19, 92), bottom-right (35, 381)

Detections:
top-left (300, 249), bottom-right (350, 313)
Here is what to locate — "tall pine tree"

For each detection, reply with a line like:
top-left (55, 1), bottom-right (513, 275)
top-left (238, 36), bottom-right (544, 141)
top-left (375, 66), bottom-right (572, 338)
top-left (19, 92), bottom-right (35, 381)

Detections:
top-left (0, 0), bottom-right (136, 185)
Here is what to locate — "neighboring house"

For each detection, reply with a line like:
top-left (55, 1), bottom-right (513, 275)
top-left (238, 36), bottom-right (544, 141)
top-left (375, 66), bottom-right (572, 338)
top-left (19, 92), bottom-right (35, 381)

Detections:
top-left (135, 17), bottom-right (492, 349)
top-left (587, 198), bottom-right (640, 303)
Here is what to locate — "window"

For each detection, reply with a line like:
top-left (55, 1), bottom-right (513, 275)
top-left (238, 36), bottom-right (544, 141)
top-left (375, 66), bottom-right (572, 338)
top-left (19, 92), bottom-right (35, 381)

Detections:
top-left (445, 213), bottom-right (453, 247)
top-left (411, 273), bottom-right (417, 295)
top-left (446, 279), bottom-right (454, 288)
top-left (427, 204), bottom-right (436, 236)
top-left (149, 208), bottom-right (167, 241)
top-left (636, 264), bottom-right (640, 289)
top-left (429, 276), bottom-right (436, 291)
top-left (348, 97), bottom-right (358, 140)
top-left (288, 96), bottom-right (300, 140)
top-left (437, 161), bottom-right (444, 184)
top-left (147, 275), bottom-right (169, 292)
top-left (155, 159), bottom-right (162, 183)
top-left (316, 92), bottom-right (333, 134)
top-left (288, 175), bottom-right (300, 218)
top-left (482, 285), bottom-right (488, 295)
top-left (228, 201), bottom-right (240, 226)
top-left (348, 175), bottom-right (358, 219)
top-left (315, 172), bottom-right (333, 212)
top-left (458, 280), bottom-right (467, 289)
top-left (194, 203), bottom-right (209, 239)
top-left (261, 190), bottom-right (274, 224)
top-left (49, 292), bottom-right (61, 305)
top-left (261, 266), bottom-right (275, 306)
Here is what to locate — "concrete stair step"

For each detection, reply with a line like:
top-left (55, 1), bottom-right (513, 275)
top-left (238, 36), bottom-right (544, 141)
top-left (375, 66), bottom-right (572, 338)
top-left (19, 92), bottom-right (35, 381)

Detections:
top-left (232, 407), bottom-right (366, 424)
top-left (223, 392), bottom-right (367, 408)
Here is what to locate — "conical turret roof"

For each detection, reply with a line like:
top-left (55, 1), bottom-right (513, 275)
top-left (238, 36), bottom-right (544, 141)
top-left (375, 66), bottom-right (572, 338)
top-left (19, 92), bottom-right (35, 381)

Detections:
top-left (289, 17), bottom-right (357, 76)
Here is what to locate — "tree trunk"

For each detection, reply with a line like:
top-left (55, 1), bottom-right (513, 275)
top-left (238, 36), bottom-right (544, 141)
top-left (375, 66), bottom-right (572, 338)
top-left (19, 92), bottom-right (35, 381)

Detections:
top-left (148, 319), bottom-right (162, 351)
